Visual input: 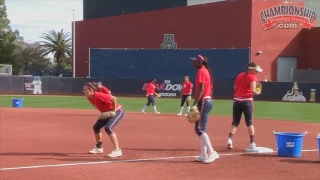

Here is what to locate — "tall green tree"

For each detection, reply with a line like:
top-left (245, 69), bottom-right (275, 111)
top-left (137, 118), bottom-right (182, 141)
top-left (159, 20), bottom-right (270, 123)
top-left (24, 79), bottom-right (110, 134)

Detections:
top-left (0, 0), bottom-right (19, 74)
top-left (14, 42), bottom-right (54, 75)
top-left (39, 29), bottom-right (72, 76)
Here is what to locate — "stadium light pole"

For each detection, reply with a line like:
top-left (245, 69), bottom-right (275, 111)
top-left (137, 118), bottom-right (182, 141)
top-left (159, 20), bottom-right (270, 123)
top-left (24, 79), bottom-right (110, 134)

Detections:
top-left (72, 9), bottom-right (76, 78)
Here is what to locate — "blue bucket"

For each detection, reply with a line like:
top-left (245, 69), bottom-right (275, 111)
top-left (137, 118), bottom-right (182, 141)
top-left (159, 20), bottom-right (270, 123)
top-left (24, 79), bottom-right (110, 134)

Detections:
top-left (274, 131), bottom-right (308, 158)
top-left (11, 98), bottom-right (24, 108)
top-left (317, 134), bottom-right (320, 158)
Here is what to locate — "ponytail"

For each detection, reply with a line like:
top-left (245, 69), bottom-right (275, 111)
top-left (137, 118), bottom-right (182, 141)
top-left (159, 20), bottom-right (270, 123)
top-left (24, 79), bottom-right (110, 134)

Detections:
top-left (85, 82), bottom-right (99, 91)
top-left (202, 56), bottom-right (214, 88)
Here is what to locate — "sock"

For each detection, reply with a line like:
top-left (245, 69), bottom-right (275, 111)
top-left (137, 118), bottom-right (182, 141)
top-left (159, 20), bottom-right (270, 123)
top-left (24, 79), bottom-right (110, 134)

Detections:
top-left (179, 107), bottom-right (184, 114)
top-left (200, 137), bottom-right (207, 157)
top-left (141, 105), bottom-right (147, 111)
top-left (153, 106), bottom-right (157, 112)
top-left (96, 142), bottom-right (102, 149)
top-left (201, 132), bottom-right (214, 154)
top-left (250, 135), bottom-right (254, 143)
top-left (229, 133), bottom-right (234, 139)
top-left (187, 106), bottom-right (190, 112)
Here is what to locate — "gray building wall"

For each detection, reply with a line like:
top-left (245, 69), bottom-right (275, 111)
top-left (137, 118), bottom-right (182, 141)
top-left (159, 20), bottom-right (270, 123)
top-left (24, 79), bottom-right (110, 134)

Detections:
top-left (305, 0), bottom-right (320, 27)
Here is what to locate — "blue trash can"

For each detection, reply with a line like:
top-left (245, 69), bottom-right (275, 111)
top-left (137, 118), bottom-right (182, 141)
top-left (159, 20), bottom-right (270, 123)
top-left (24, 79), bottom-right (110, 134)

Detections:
top-left (11, 98), bottom-right (24, 108)
top-left (274, 131), bottom-right (308, 158)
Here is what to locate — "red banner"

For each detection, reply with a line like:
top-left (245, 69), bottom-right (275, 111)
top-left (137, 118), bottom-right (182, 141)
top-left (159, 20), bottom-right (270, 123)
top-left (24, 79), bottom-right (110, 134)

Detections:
top-left (262, 15), bottom-right (314, 30)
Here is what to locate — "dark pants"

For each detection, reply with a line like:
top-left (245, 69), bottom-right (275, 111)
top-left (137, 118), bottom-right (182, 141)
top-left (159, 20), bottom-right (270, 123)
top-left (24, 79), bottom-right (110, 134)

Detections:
top-left (146, 95), bottom-right (155, 106)
top-left (93, 108), bottom-right (125, 135)
top-left (180, 95), bottom-right (191, 107)
top-left (195, 99), bottom-right (213, 136)
top-left (232, 101), bottom-right (253, 127)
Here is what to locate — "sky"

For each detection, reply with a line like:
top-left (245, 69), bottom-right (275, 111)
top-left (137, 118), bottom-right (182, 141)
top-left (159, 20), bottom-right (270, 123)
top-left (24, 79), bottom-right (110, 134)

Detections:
top-left (5, 0), bottom-right (83, 43)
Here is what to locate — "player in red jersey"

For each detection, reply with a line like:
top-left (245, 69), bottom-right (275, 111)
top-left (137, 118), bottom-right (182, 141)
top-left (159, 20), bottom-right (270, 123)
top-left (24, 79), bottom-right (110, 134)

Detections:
top-left (83, 82), bottom-right (124, 157)
top-left (177, 76), bottom-right (193, 116)
top-left (140, 78), bottom-right (160, 114)
top-left (227, 62), bottom-right (262, 151)
top-left (95, 82), bottom-right (112, 94)
top-left (190, 55), bottom-right (219, 164)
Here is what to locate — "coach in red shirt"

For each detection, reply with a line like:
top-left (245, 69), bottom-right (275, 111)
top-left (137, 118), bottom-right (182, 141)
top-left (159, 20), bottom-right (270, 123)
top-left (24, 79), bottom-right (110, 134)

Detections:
top-left (227, 62), bottom-right (262, 151)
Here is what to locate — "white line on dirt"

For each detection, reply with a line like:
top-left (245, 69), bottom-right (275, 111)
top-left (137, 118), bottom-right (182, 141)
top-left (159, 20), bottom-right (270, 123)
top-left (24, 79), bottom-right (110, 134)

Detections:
top-left (0, 149), bottom-right (318, 171)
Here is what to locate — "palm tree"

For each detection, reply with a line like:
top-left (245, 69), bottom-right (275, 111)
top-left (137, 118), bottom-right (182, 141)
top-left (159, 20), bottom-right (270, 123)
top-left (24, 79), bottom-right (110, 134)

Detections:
top-left (39, 29), bottom-right (72, 76)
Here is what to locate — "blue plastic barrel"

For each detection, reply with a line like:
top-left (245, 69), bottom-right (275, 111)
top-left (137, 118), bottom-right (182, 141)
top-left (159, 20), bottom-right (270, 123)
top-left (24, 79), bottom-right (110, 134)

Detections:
top-left (274, 131), bottom-right (308, 158)
top-left (11, 98), bottom-right (24, 108)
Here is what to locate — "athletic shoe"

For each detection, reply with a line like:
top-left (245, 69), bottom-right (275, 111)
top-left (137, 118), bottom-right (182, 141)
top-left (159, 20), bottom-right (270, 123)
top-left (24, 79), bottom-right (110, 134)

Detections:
top-left (249, 142), bottom-right (256, 149)
top-left (155, 112), bottom-right (160, 114)
top-left (108, 149), bottom-right (122, 158)
top-left (141, 110), bottom-right (145, 114)
top-left (227, 138), bottom-right (233, 149)
top-left (245, 142), bottom-right (257, 152)
top-left (89, 147), bottom-right (103, 154)
top-left (184, 113), bottom-right (188, 116)
top-left (203, 151), bottom-right (220, 164)
top-left (195, 155), bottom-right (207, 162)
top-left (177, 113), bottom-right (182, 116)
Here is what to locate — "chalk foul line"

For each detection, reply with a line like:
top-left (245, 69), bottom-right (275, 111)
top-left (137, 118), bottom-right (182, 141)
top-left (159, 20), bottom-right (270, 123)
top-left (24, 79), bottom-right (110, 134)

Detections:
top-left (0, 149), bottom-right (318, 171)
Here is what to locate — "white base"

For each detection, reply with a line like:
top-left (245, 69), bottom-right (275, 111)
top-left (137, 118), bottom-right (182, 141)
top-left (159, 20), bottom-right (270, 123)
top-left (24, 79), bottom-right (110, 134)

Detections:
top-left (245, 147), bottom-right (274, 153)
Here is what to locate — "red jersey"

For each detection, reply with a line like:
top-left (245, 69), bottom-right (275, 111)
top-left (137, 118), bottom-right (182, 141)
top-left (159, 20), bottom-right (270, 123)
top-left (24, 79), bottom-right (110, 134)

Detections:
top-left (146, 82), bottom-right (156, 95)
top-left (88, 92), bottom-right (121, 112)
top-left (234, 72), bottom-right (257, 100)
top-left (182, 81), bottom-right (193, 95)
top-left (195, 67), bottom-right (212, 99)
top-left (98, 86), bottom-right (111, 94)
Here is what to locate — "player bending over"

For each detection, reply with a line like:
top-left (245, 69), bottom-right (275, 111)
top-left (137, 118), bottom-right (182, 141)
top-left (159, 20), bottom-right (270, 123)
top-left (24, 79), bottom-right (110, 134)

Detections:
top-left (227, 62), bottom-right (262, 151)
top-left (177, 76), bottom-right (193, 116)
top-left (190, 55), bottom-right (219, 164)
top-left (140, 78), bottom-right (160, 114)
top-left (83, 82), bottom-right (124, 157)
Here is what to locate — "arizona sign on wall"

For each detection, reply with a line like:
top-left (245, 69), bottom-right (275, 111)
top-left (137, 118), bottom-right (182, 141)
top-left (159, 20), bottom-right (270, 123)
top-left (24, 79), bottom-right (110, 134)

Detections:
top-left (260, 5), bottom-right (317, 30)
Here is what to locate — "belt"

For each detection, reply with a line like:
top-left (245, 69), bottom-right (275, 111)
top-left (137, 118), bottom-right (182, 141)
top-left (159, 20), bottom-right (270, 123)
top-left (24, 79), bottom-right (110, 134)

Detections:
top-left (203, 96), bottom-right (211, 100)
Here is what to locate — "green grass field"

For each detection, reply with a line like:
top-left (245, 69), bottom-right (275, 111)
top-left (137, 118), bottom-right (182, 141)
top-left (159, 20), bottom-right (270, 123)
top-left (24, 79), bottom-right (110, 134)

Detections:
top-left (0, 95), bottom-right (319, 123)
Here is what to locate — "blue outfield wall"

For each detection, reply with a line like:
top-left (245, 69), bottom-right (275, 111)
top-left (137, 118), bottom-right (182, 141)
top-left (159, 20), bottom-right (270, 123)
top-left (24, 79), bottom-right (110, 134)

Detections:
top-left (89, 49), bottom-right (250, 81)
top-left (0, 76), bottom-right (319, 103)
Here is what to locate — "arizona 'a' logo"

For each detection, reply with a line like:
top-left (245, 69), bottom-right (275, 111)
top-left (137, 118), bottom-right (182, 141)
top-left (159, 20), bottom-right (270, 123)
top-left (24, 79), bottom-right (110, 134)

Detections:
top-left (260, 5), bottom-right (317, 30)
top-left (161, 34), bottom-right (177, 49)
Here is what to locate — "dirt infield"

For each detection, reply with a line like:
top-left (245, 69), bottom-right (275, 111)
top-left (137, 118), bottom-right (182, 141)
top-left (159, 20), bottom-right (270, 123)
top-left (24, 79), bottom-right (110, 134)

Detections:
top-left (0, 107), bottom-right (319, 180)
